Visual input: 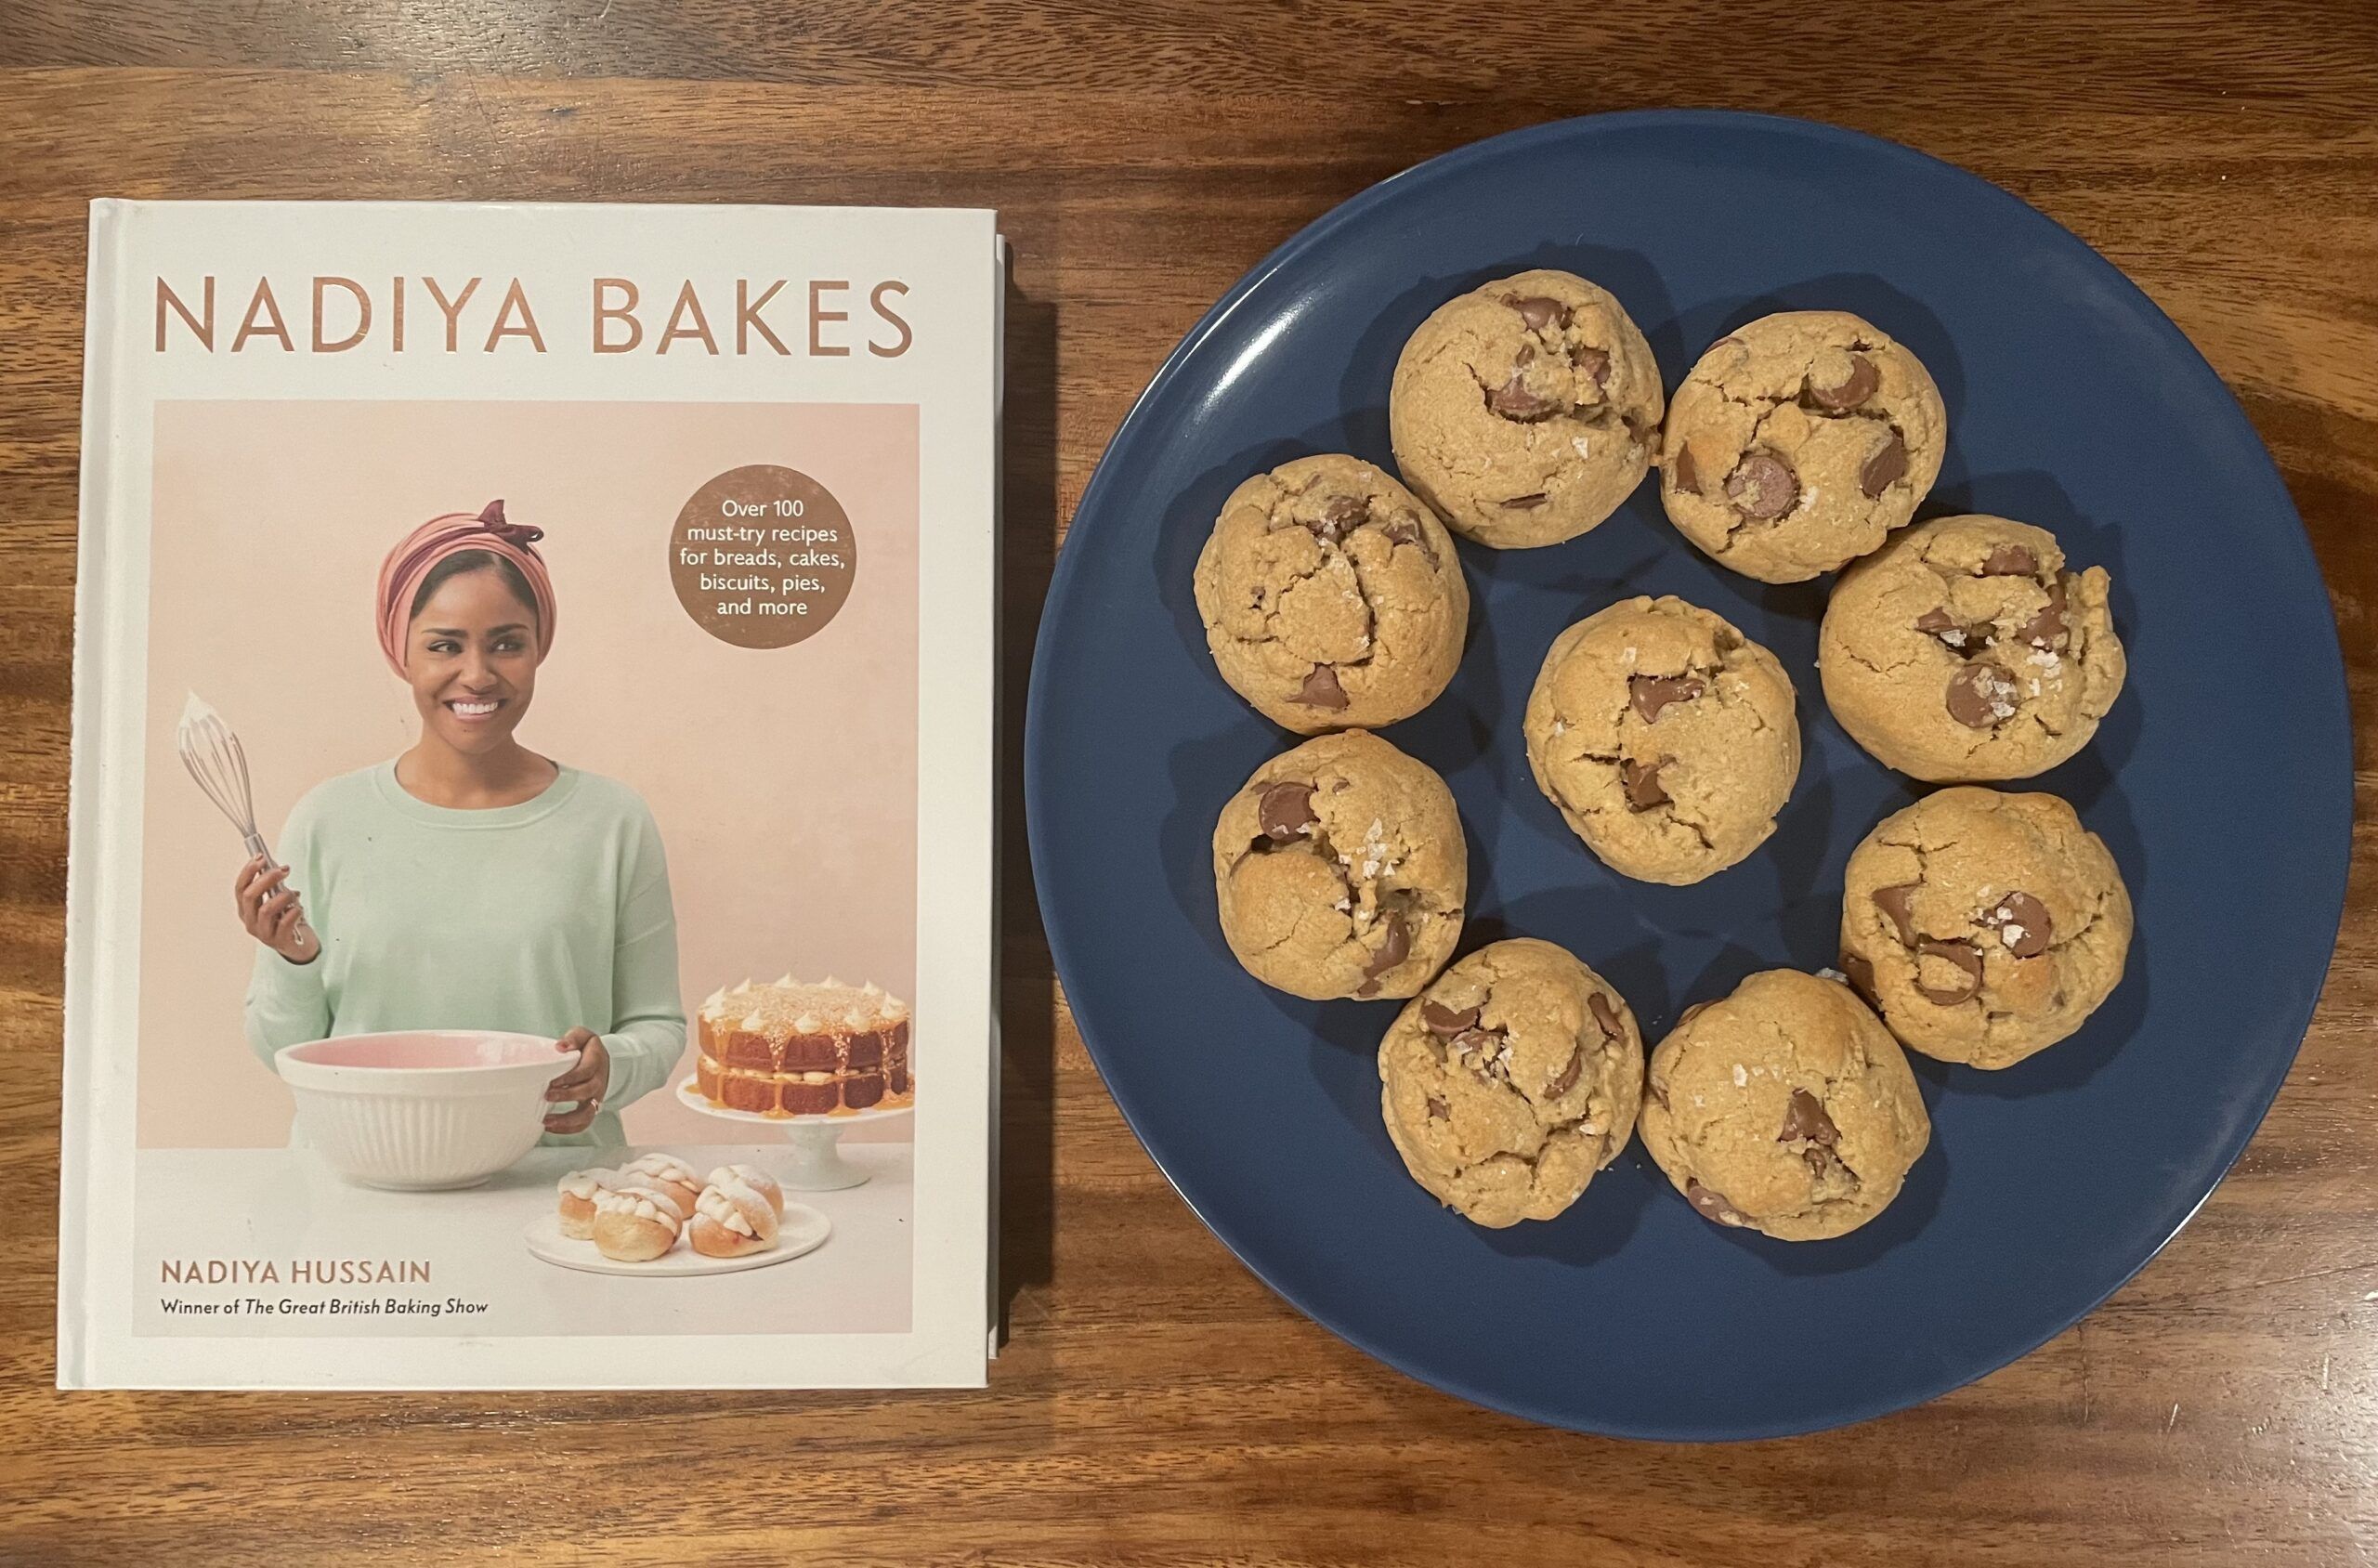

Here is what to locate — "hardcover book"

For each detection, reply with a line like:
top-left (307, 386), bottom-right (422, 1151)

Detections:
top-left (58, 200), bottom-right (1000, 1388)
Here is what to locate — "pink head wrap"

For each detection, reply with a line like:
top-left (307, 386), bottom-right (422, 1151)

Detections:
top-left (374, 500), bottom-right (558, 676)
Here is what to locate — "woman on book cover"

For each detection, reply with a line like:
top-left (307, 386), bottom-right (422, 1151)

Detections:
top-left (235, 501), bottom-right (686, 1146)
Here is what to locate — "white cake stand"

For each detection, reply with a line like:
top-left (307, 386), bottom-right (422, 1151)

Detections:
top-left (674, 1077), bottom-right (913, 1190)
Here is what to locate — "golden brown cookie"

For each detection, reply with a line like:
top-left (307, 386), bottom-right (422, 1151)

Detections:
top-left (1522, 595), bottom-right (1800, 884)
top-left (1388, 269), bottom-right (1664, 549)
top-left (1212, 731), bottom-right (1465, 1000)
top-left (1640, 969), bottom-right (1930, 1242)
top-left (1838, 787), bottom-right (2133, 1069)
top-left (1193, 453), bottom-right (1469, 735)
top-left (1659, 310), bottom-right (1946, 582)
top-left (1819, 514), bottom-right (2126, 780)
top-left (1378, 937), bottom-right (1642, 1228)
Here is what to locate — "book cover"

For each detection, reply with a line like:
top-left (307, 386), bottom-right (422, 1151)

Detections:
top-left (59, 200), bottom-right (1000, 1388)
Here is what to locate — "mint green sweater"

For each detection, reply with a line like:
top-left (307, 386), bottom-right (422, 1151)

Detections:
top-left (244, 762), bottom-right (686, 1146)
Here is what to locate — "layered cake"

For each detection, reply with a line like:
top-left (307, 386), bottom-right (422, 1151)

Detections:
top-left (695, 976), bottom-right (914, 1116)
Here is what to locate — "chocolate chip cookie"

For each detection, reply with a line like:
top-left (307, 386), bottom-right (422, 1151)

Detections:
top-left (1377, 937), bottom-right (1642, 1228)
top-left (1839, 786), bottom-right (2133, 1069)
top-left (1212, 730), bottom-right (1465, 1000)
top-left (1640, 969), bottom-right (1931, 1242)
top-left (1659, 310), bottom-right (1947, 582)
top-left (1522, 595), bottom-right (1800, 884)
top-left (1193, 453), bottom-right (1470, 735)
top-left (1388, 268), bottom-right (1665, 549)
top-left (1819, 514), bottom-right (2126, 780)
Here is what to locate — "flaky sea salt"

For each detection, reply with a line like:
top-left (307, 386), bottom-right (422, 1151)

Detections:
top-left (1732, 1064), bottom-right (1748, 1087)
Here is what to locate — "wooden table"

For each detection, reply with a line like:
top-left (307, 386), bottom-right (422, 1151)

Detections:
top-left (3, 4), bottom-right (2373, 1561)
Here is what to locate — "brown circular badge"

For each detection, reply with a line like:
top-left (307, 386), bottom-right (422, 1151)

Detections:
top-left (669, 464), bottom-right (857, 648)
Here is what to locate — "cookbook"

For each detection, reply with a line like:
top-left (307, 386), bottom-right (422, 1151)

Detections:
top-left (58, 200), bottom-right (1002, 1388)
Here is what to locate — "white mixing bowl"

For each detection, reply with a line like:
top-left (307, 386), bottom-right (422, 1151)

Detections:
top-left (275, 1031), bottom-right (573, 1190)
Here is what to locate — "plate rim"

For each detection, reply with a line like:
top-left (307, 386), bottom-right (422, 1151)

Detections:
top-left (1023, 107), bottom-right (2354, 1439)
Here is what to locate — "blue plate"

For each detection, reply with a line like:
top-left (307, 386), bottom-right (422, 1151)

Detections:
top-left (1023, 111), bottom-right (2350, 1439)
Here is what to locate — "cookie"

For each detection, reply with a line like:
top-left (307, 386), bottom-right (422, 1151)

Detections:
top-left (1212, 730), bottom-right (1465, 1000)
top-left (1522, 595), bottom-right (1800, 884)
top-left (1659, 310), bottom-right (1947, 582)
top-left (1193, 453), bottom-right (1470, 734)
top-left (1819, 514), bottom-right (2126, 780)
top-left (1388, 269), bottom-right (1664, 549)
top-left (1377, 937), bottom-right (1643, 1228)
top-left (1839, 787), bottom-right (2133, 1069)
top-left (1640, 970), bottom-right (1930, 1242)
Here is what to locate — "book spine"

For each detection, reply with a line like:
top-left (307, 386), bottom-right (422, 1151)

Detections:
top-left (56, 199), bottom-right (126, 1389)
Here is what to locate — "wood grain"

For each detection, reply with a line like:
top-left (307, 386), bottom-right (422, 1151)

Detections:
top-left (2, 4), bottom-right (2375, 1562)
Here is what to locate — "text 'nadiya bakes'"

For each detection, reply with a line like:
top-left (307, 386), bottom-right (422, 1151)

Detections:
top-left (150, 275), bottom-right (916, 357)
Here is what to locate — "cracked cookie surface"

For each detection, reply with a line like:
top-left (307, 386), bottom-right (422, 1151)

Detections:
top-left (1388, 268), bottom-right (1664, 549)
top-left (1213, 730), bottom-right (1465, 1000)
top-left (1378, 937), bottom-right (1643, 1228)
top-left (1640, 969), bottom-right (1930, 1242)
top-left (1839, 786), bottom-right (2133, 1068)
top-left (1820, 514), bottom-right (2126, 780)
top-left (1194, 453), bottom-right (1469, 734)
top-left (1659, 310), bottom-right (1946, 583)
top-left (1522, 595), bottom-right (1800, 884)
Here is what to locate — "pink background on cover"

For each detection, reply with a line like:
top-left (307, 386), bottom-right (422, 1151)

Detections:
top-left (138, 399), bottom-right (920, 1149)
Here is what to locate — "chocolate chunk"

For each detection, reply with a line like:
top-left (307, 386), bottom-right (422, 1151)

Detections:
top-left (1569, 344), bottom-right (1611, 389)
top-left (1426, 1093), bottom-right (1450, 1120)
top-left (1421, 1000), bottom-right (1480, 1038)
top-left (1257, 781), bottom-right (1317, 843)
top-left (1809, 353), bottom-right (1879, 411)
top-left (1507, 294), bottom-right (1569, 331)
top-left (1629, 673), bottom-right (1705, 724)
top-left (1672, 443), bottom-right (1701, 495)
top-left (1500, 491), bottom-right (1549, 509)
top-left (1545, 1045), bottom-right (1585, 1099)
top-left (1839, 950), bottom-right (1879, 1006)
top-left (1450, 1026), bottom-right (1504, 1058)
top-left (1619, 756), bottom-right (1670, 810)
top-left (1726, 451), bottom-right (1800, 520)
top-left (1945, 660), bottom-right (2019, 728)
top-left (1587, 991), bottom-right (1622, 1041)
top-left (1914, 606), bottom-right (1979, 651)
top-left (1986, 890), bottom-right (2054, 958)
top-left (1872, 882), bottom-right (1921, 946)
top-left (1380, 518), bottom-right (1418, 546)
top-left (1780, 1088), bottom-right (1840, 1146)
top-left (1296, 663), bottom-right (1349, 710)
top-left (2019, 578), bottom-right (2070, 650)
top-left (1860, 431), bottom-right (1910, 497)
top-left (1362, 914), bottom-right (1411, 981)
top-left (1982, 543), bottom-right (2038, 577)
top-left (1914, 938), bottom-right (1984, 1005)
top-left (1686, 1179), bottom-right (1749, 1227)
top-left (1312, 493), bottom-right (1369, 542)
top-left (1487, 367), bottom-right (1556, 420)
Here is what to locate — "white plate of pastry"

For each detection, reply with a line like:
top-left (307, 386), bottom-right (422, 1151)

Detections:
top-left (524, 1156), bottom-right (830, 1277)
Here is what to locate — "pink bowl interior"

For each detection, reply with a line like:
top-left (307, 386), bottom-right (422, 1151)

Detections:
top-left (282, 1031), bottom-right (561, 1070)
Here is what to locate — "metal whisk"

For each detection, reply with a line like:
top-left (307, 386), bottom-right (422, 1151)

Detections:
top-left (177, 693), bottom-right (319, 962)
